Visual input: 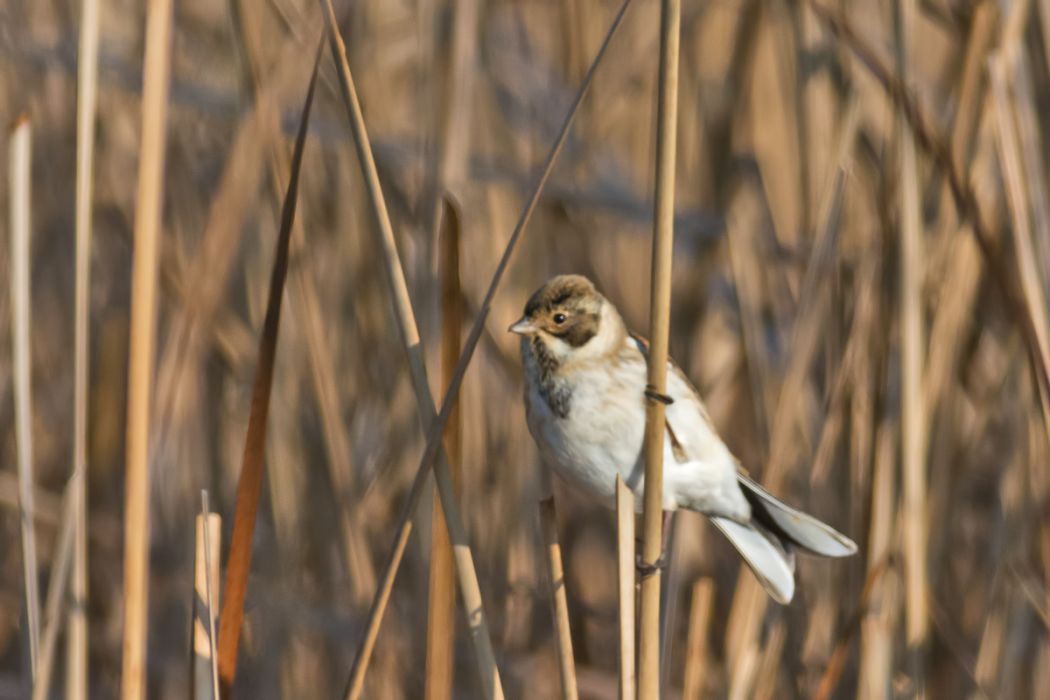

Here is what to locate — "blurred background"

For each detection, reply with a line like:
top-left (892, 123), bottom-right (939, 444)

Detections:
top-left (2, 0), bottom-right (1050, 697)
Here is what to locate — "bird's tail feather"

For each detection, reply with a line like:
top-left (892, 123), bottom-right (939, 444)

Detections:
top-left (737, 474), bottom-right (858, 558)
top-left (711, 516), bottom-right (796, 604)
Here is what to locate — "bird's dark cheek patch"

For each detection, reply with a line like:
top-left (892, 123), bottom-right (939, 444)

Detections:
top-left (561, 313), bottom-right (599, 347)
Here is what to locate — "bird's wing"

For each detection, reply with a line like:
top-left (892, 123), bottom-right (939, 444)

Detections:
top-left (626, 332), bottom-right (727, 463)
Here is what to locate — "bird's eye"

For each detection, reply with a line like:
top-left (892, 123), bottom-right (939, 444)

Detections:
top-left (553, 313), bottom-right (567, 324)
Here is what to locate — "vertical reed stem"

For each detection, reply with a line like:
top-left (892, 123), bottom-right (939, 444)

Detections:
top-left (858, 422), bottom-right (899, 698)
top-left (539, 487), bottom-right (578, 700)
top-left (616, 476), bottom-right (636, 700)
top-left (682, 578), bottom-right (714, 700)
top-left (120, 1), bottom-right (173, 696)
top-left (639, 0), bottom-right (680, 696)
top-left (426, 199), bottom-right (463, 700)
top-left (896, 0), bottom-right (929, 679)
top-left (194, 497), bottom-right (221, 700)
top-left (9, 115), bottom-right (41, 683)
top-left (70, 0), bottom-right (100, 695)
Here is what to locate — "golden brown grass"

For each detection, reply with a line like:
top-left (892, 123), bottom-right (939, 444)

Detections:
top-left (4, 1), bottom-right (1050, 698)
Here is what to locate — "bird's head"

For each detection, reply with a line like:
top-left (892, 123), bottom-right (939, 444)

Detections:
top-left (509, 274), bottom-right (623, 363)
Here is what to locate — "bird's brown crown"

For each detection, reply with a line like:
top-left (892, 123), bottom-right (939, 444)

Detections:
top-left (522, 275), bottom-right (603, 348)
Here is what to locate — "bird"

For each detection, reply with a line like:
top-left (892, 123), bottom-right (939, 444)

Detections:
top-left (509, 274), bottom-right (857, 604)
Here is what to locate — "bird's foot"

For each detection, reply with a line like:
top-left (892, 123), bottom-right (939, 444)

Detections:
top-left (635, 552), bottom-right (666, 580)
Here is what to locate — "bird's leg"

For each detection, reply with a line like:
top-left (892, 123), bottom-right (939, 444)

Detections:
top-left (635, 510), bottom-right (673, 578)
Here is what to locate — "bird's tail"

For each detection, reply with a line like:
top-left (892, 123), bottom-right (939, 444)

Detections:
top-left (712, 476), bottom-right (858, 604)
top-left (711, 517), bottom-right (796, 604)
top-left (737, 474), bottom-right (858, 558)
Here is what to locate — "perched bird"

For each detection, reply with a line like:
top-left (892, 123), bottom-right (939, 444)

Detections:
top-left (510, 274), bottom-right (857, 604)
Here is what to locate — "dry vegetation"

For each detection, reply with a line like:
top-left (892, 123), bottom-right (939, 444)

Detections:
top-left (2, 0), bottom-right (1050, 698)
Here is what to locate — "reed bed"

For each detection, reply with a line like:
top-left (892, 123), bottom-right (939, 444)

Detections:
top-left (3, 1), bottom-right (1050, 698)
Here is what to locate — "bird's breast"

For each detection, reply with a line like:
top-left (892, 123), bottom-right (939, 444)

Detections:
top-left (524, 358), bottom-right (648, 503)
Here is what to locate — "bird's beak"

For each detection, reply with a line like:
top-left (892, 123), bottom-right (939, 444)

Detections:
top-left (508, 317), bottom-right (537, 336)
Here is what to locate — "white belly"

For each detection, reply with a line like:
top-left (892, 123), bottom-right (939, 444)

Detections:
top-left (526, 360), bottom-right (656, 509)
top-left (524, 350), bottom-right (750, 519)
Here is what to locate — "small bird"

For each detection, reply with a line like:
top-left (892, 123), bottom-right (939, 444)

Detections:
top-left (510, 274), bottom-right (857, 604)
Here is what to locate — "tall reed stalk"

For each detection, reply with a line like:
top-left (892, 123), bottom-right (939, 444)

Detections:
top-left (895, 0), bottom-right (929, 682)
top-left (539, 479), bottom-right (578, 700)
top-left (639, 0), bottom-right (680, 696)
top-left (70, 0), bottom-right (100, 695)
top-left (425, 198), bottom-right (464, 700)
top-left (682, 578), bottom-right (713, 700)
top-left (120, 1), bottom-right (173, 695)
top-left (9, 115), bottom-right (40, 682)
top-left (615, 476), bottom-right (635, 700)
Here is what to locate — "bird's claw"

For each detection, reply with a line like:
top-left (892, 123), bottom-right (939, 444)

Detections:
top-left (635, 553), bottom-right (666, 579)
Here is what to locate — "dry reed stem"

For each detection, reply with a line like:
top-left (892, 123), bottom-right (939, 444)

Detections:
top-left (337, 0), bottom-right (633, 695)
top-left (858, 422), bottom-right (899, 699)
top-left (658, 518), bottom-right (683, 692)
top-left (119, 1), bottom-right (173, 695)
top-left (216, 41), bottom-right (322, 693)
top-left (69, 0), bottom-right (99, 695)
top-left (30, 482), bottom-right (76, 700)
top-left (682, 578), bottom-right (713, 700)
top-left (426, 198), bottom-right (464, 700)
top-left (1004, 43), bottom-right (1050, 292)
top-left (897, 0), bottom-right (930, 661)
top-left (726, 643), bottom-right (759, 700)
top-left (539, 493), bottom-right (578, 700)
top-left (318, 2), bottom-right (501, 695)
top-left (537, 486), bottom-right (579, 700)
top-left (989, 54), bottom-right (1050, 447)
top-left (807, 0), bottom-right (1050, 409)
top-left (639, 0), bottom-right (680, 696)
top-left (8, 115), bottom-right (41, 681)
top-left (194, 498), bottom-right (220, 700)
top-left (615, 476), bottom-right (636, 700)
top-left (751, 621), bottom-right (785, 700)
